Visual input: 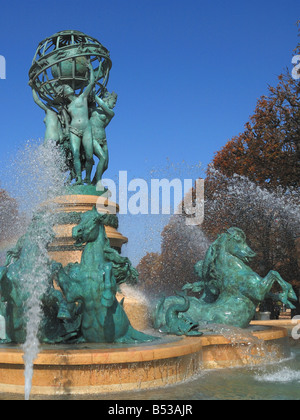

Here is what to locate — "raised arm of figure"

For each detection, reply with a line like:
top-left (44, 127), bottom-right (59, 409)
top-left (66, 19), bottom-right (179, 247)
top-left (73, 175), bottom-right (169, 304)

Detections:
top-left (94, 94), bottom-right (115, 118)
top-left (82, 62), bottom-right (97, 98)
top-left (32, 88), bottom-right (50, 113)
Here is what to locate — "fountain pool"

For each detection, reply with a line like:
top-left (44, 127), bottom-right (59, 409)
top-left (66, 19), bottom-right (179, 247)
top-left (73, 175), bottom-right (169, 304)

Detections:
top-left (0, 323), bottom-right (294, 400)
top-left (109, 342), bottom-right (300, 401)
top-left (0, 327), bottom-right (298, 400)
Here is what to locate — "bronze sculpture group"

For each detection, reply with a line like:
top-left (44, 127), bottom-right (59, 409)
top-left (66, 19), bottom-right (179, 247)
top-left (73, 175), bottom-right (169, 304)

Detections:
top-left (0, 30), bottom-right (297, 345)
top-left (29, 30), bottom-right (117, 188)
top-left (0, 31), bottom-right (155, 345)
top-left (154, 228), bottom-right (297, 335)
top-left (31, 62), bottom-right (116, 187)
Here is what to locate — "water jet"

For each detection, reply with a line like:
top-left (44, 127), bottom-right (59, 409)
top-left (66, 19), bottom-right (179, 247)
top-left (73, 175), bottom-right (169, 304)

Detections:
top-left (0, 30), bottom-right (297, 401)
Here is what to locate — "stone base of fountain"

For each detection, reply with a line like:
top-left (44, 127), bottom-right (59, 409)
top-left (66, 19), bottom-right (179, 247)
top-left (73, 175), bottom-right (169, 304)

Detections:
top-left (46, 195), bottom-right (128, 264)
top-left (0, 326), bottom-right (288, 396)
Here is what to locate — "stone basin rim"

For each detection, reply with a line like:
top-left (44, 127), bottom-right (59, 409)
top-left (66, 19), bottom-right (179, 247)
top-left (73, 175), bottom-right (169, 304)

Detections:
top-left (0, 326), bottom-right (287, 366)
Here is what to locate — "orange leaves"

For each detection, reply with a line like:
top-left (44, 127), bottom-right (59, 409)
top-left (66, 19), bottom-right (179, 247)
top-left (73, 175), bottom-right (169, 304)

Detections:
top-left (212, 70), bottom-right (300, 189)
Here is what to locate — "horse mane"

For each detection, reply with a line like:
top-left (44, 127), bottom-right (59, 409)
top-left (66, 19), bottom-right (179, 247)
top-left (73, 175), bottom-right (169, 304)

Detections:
top-left (202, 228), bottom-right (246, 292)
top-left (201, 232), bottom-right (229, 291)
top-left (98, 212), bottom-right (119, 229)
top-left (89, 206), bottom-right (119, 229)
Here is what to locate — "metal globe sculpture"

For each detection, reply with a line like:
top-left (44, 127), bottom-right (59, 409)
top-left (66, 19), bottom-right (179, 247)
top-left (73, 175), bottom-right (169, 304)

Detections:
top-left (29, 30), bottom-right (112, 106)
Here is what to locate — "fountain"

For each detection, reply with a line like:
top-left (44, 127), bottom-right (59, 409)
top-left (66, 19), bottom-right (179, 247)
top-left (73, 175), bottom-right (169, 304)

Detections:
top-left (0, 30), bottom-right (295, 400)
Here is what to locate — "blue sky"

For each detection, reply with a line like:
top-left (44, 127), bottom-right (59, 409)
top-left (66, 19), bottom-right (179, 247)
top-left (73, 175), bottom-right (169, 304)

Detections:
top-left (0, 0), bottom-right (299, 262)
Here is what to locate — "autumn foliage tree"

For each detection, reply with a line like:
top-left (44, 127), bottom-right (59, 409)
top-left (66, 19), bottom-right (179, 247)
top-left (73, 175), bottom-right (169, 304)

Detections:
top-left (137, 215), bottom-right (209, 297)
top-left (213, 27), bottom-right (300, 189)
top-left (203, 169), bottom-right (299, 281)
top-left (207, 32), bottom-right (300, 311)
top-left (137, 31), bottom-right (300, 308)
top-left (212, 72), bottom-right (300, 189)
top-left (137, 252), bottom-right (163, 296)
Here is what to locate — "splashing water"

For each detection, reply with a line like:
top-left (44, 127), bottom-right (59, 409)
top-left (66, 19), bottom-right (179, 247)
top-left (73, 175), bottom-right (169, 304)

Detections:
top-left (117, 159), bottom-right (205, 267)
top-left (3, 139), bottom-right (68, 217)
top-left (198, 323), bottom-right (279, 365)
top-left (1, 139), bottom-right (67, 400)
top-left (254, 366), bottom-right (300, 383)
top-left (206, 168), bottom-right (300, 238)
top-left (132, 213), bottom-right (210, 297)
top-left (21, 211), bottom-right (56, 400)
top-left (120, 283), bottom-right (150, 306)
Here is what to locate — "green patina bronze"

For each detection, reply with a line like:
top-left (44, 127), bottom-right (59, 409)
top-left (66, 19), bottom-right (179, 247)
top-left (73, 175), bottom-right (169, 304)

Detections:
top-left (0, 212), bottom-right (79, 344)
top-left (155, 291), bottom-right (203, 337)
top-left (0, 208), bottom-right (155, 344)
top-left (90, 90), bottom-right (117, 187)
top-left (0, 30), bottom-right (158, 346)
top-left (154, 227), bottom-right (297, 334)
top-left (2, 30), bottom-right (297, 348)
top-left (56, 207), bottom-right (156, 343)
top-left (29, 30), bottom-right (116, 191)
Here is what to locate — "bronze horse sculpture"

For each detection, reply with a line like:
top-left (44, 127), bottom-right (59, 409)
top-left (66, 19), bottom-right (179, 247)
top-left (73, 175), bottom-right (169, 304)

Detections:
top-left (154, 227), bottom-right (297, 333)
top-left (0, 208), bottom-right (157, 344)
top-left (57, 207), bottom-right (157, 343)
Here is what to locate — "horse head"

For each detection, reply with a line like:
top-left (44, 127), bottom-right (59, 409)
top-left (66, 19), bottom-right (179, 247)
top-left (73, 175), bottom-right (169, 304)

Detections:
top-left (200, 227), bottom-right (256, 293)
top-left (72, 206), bottom-right (103, 247)
top-left (224, 227), bottom-right (256, 264)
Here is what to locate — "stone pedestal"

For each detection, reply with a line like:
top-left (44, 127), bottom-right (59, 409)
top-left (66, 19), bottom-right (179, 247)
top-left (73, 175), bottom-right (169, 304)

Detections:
top-left (45, 195), bottom-right (128, 265)
top-left (43, 194), bottom-right (149, 331)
